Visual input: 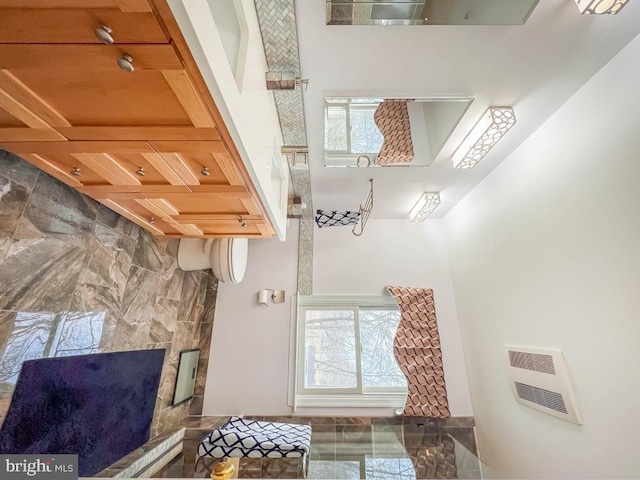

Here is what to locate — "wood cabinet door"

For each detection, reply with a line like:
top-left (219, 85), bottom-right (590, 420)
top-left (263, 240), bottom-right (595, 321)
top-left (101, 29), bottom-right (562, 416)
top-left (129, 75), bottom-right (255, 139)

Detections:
top-left (142, 141), bottom-right (274, 238)
top-left (0, 44), bottom-right (219, 142)
top-left (0, 139), bottom-right (226, 187)
top-left (0, 140), bottom-right (187, 191)
top-left (0, 141), bottom-right (118, 187)
top-left (0, 140), bottom-right (185, 236)
top-left (95, 194), bottom-right (185, 236)
top-left (0, 140), bottom-right (273, 238)
top-left (135, 190), bottom-right (271, 237)
top-left (0, 1), bottom-right (168, 44)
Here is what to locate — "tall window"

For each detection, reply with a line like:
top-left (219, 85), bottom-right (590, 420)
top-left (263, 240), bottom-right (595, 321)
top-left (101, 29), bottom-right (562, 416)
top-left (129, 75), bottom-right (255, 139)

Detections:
top-left (295, 295), bottom-right (407, 407)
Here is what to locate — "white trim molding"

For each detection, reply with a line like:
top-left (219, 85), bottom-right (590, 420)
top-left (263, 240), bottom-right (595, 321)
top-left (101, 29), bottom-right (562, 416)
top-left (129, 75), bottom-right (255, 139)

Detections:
top-left (295, 392), bottom-right (406, 409)
top-left (298, 294), bottom-right (398, 308)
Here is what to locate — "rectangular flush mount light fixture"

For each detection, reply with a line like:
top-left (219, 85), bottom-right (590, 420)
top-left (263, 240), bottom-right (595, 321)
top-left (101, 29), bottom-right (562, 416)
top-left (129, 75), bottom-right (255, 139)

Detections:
top-left (452, 107), bottom-right (516, 169)
top-left (575, 0), bottom-right (629, 14)
top-left (409, 192), bottom-right (440, 222)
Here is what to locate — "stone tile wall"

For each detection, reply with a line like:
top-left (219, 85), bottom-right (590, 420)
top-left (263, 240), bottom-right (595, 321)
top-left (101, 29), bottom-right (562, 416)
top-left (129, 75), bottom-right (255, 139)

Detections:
top-left (0, 149), bottom-right (218, 437)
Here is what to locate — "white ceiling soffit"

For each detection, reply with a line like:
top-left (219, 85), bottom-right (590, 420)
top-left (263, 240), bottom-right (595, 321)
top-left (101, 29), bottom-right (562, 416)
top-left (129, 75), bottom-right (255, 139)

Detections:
top-left (295, 0), bottom-right (640, 219)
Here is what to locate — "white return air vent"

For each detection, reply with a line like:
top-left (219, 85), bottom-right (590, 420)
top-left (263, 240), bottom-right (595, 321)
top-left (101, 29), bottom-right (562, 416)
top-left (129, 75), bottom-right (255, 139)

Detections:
top-left (505, 346), bottom-right (581, 425)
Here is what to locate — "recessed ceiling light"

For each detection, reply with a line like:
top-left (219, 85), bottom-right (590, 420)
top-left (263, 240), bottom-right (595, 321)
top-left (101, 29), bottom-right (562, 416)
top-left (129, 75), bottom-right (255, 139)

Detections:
top-left (409, 192), bottom-right (441, 222)
top-left (452, 107), bottom-right (516, 169)
top-left (575, 0), bottom-right (629, 14)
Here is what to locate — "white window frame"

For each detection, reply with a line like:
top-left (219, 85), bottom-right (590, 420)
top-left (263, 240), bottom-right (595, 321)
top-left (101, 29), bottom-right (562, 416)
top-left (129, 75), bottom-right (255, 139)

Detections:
top-left (289, 295), bottom-right (408, 409)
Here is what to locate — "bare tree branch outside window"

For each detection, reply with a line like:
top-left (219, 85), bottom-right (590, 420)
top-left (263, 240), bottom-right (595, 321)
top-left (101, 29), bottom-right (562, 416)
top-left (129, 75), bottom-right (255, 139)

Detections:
top-left (304, 308), bottom-right (406, 390)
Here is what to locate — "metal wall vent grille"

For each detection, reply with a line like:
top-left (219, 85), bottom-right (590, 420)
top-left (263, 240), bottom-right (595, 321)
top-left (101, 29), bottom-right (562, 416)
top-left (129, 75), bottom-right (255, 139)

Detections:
top-left (514, 382), bottom-right (568, 414)
top-left (505, 346), bottom-right (581, 424)
top-left (509, 351), bottom-right (556, 375)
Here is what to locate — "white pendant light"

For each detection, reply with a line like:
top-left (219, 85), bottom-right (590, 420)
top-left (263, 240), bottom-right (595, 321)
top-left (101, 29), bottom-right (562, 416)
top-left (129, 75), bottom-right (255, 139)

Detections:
top-left (575, 0), bottom-right (629, 14)
top-left (452, 107), bottom-right (516, 169)
top-left (409, 192), bottom-right (441, 222)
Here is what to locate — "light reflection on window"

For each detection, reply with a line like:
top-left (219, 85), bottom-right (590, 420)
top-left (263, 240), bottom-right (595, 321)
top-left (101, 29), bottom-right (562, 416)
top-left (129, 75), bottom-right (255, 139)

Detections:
top-left (365, 457), bottom-right (415, 480)
top-left (0, 311), bottom-right (105, 385)
top-left (54, 311), bottom-right (105, 357)
top-left (0, 312), bottom-right (54, 385)
top-left (308, 460), bottom-right (361, 480)
top-left (308, 457), bottom-right (415, 480)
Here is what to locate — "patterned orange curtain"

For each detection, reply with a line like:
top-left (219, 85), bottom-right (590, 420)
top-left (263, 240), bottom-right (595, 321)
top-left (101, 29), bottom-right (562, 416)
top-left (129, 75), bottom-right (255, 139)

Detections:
top-left (374, 100), bottom-right (415, 165)
top-left (387, 285), bottom-right (450, 417)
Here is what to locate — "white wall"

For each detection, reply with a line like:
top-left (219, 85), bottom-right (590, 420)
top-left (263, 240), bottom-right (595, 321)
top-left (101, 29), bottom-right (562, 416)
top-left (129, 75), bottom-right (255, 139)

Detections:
top-left (444, 35), bottom-right (640, 478)
top-left (204, 218), bottom-right (474, 417)
top-left (203, 221), bottom-right (299, 416)
top-left (313, 219), bottom-right (473, 417)
top-left (298, 0), bottom-right (640, 220)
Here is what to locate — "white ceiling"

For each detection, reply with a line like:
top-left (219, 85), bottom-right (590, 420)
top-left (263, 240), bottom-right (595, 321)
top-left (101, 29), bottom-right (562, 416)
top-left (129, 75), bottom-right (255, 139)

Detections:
top-left (295, 0), bottom-right (640, 219)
